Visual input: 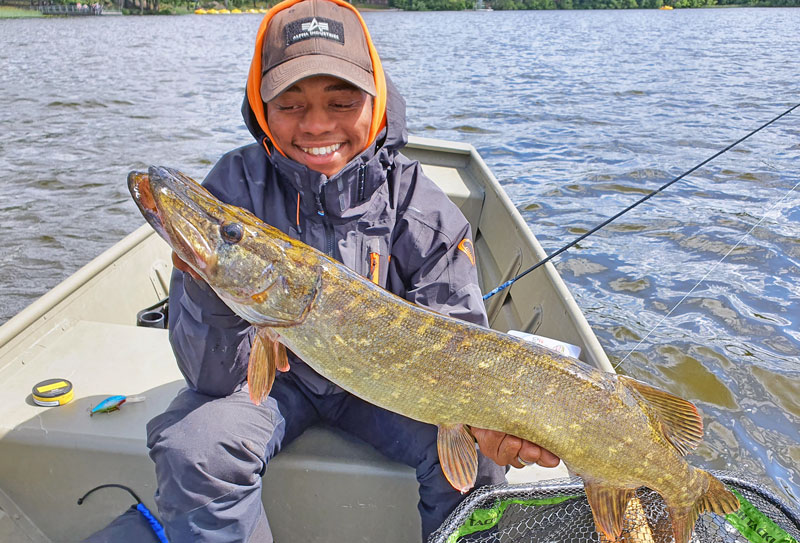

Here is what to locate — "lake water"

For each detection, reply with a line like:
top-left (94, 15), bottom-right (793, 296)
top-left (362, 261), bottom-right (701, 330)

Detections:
top-left (1, 7), bottom-right (798, 512)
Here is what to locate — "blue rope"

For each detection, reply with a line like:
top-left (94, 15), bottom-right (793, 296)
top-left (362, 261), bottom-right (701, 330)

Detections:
top-left (136, 503), bottom-right (169, 543)
top-left (78, 483), bottom-right (169, 543)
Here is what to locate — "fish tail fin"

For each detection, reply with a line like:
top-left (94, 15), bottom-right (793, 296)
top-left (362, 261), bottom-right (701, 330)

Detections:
top-left (669, 469), bottom-right (740, 543)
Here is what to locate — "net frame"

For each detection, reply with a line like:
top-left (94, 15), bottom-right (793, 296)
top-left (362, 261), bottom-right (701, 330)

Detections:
top-left (430, 472), bottom-right (800, 543)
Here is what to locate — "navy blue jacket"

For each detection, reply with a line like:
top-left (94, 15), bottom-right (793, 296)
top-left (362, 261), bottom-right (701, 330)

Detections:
top-left (168, 77), bottom-right (487, 397)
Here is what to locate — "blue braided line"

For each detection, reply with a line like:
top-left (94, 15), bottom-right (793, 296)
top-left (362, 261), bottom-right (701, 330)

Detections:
top-left (136, 503), bottom-right (169, 543)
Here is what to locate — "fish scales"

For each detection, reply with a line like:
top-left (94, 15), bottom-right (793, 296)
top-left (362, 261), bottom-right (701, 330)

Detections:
top-left (128, 166), bottom-right (739, 543)
top-left (278, 262), bottom-right (691, 487)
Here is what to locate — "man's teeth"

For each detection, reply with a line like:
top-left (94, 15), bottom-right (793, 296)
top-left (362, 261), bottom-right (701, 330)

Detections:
top-left (302, 143), bottom-right (342, 156)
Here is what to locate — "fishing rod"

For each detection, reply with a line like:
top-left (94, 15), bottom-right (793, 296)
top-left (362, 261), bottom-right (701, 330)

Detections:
top-left (482, 101), bottom-right (800, 301)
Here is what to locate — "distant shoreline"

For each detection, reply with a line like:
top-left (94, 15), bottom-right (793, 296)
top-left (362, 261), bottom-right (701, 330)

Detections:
top-left (3, 2), bottom-right (798, 18)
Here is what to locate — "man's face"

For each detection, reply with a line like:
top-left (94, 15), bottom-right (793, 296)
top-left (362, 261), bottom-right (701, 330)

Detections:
top-left (266, 75), bottom-right (373, 178)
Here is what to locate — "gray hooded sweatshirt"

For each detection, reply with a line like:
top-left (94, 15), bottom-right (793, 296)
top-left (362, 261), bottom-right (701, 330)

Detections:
top-left (168, 77), bottom-right (488, 397)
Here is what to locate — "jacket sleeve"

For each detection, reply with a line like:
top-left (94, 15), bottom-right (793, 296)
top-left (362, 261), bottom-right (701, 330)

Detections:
top-left (166, 153), bottom-right (254, 396)
top-left (168, 271), bottom-right (250, 396)
top-left (388, 166), bottom-right (489, 328)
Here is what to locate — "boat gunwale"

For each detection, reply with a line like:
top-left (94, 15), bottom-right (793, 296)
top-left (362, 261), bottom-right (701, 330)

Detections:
top-left (0, 137), bottom-right (611, 374)
top-left (406, 136), bottom-right (612, 373)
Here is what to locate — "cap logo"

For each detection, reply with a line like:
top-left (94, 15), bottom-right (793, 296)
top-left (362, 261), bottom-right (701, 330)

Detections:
top-left (302, 18), bottom-right (327, 32)
top-left (285, 17), bottom-right (345, 46)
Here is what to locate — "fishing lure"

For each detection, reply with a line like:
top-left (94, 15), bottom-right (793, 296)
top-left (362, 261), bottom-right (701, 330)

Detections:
top-left (89, 395), bottom-right (145, 416)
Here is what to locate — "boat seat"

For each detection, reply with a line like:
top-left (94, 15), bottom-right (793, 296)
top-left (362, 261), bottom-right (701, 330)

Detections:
top-left (1, 316), bottom-right (565, 542)
top-left (0, 319), bottom-right (421, 542)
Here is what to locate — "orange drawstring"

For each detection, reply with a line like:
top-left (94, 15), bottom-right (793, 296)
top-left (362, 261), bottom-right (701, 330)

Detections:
top-left (296, 192), bottom-right (302, 235)
top-left (369, 252), bottom-right (380, 284)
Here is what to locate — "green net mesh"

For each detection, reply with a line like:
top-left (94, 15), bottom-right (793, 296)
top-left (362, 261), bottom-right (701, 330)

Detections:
top-left (430, 472), bottom-right (800, 543)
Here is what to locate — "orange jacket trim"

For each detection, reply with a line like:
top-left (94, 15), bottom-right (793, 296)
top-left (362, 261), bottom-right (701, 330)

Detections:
top-left (457, 238), bottom-right (476, 267)
top-left (369, 252), bottom-right (380, 284)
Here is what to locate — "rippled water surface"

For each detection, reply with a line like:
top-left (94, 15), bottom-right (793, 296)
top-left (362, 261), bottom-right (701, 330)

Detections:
top-left (1, 8), bottom-right (798, 510)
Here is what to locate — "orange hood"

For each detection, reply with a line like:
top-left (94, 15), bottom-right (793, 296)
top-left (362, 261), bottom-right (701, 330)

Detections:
top-left (246, 0), bottom-right (387, 157)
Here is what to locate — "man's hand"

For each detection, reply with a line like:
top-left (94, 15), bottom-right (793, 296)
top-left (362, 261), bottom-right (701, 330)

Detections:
top-left (470, 427), bottom-right (560, 469)
top-left (172, 251), bottom-right (202, 281)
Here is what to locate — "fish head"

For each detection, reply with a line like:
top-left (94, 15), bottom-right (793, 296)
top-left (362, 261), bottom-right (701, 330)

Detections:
top-left (128, 166), bottom-right (321, 326)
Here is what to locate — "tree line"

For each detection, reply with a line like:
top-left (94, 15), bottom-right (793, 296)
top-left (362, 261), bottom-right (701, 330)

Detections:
top-left (389, 0), bottom-right (800, 9)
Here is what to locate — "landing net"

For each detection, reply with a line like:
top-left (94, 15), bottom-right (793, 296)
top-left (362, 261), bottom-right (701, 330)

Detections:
top-left (430, 472), bottom-right (800, 543)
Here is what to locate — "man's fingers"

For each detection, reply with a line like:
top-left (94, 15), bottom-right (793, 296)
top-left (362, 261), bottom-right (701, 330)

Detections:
top-left (536, 447), bottom-right (561, 468)
top-left (496, 434), bottom-right (523, 466)
top-left (516, 441), bottom-right (561, 469)
top-left (471, 427), bottom-right (561, 469)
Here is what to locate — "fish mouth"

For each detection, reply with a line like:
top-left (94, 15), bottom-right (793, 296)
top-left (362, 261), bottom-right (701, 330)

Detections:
top-left (128, 171), bottom-right (166, 239)
top-left (127, 167), bottom-right (217, 277)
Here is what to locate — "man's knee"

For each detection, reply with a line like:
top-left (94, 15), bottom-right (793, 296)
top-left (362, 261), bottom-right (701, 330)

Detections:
top-left (146, 390), bottom-right (283, 512)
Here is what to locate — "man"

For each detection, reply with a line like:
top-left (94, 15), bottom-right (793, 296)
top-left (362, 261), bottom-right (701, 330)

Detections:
top-left (146, 0), bottom-right (558, 541)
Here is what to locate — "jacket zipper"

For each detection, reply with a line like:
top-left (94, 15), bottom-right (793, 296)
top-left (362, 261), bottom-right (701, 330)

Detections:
top-left (357, 164), bottom-right (366, 202)
top-left (316, 188), bottom-right (335, 257)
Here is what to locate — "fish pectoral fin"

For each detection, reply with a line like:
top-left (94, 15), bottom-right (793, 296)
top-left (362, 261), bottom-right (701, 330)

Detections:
top-left (584, 480), bottom-right (635, 542)
top-left (436, 424), bottom-right (478, 494)
top-left (247, 327), bottom-right (285, 404)
top-left (619, 375), bottom-right (703, 456)
top-left (272, 332), bottom-right (290, 372)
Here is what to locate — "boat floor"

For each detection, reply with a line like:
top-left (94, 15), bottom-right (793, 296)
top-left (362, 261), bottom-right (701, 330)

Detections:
top-left (0, 316), bottom-right (567, 542)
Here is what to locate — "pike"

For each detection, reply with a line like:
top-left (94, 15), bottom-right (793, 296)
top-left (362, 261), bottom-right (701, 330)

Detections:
top-left (128, 166), bottom-right (739, 543)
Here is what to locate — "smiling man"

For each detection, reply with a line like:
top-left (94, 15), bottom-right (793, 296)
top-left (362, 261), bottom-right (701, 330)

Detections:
top-left (265, 75), bottom-right (372, 177)
top-left (146, 0), bottom-right (557, 541)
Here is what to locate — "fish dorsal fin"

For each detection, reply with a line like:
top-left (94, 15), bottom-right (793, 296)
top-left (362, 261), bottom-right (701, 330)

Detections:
top-left (247, 327), bottom-right (287, 405)
top-left (437, 424), bottom-right (478, 494)
top-left (583, 480), bottom-right (635, 541)
top-left (619, 375), bottom-right (703, 456)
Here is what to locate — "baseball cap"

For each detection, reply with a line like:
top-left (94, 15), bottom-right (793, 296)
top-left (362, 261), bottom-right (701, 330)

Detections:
top-left (260, 0), bottom-right (377, 103)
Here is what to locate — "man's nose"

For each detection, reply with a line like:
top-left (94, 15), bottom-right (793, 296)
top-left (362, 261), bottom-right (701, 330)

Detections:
top-left (299, 106), bottom-right (334, 133)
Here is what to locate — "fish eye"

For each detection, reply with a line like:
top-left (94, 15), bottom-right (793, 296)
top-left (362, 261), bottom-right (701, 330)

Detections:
top-left (220, 222), bottom-right (244, 244)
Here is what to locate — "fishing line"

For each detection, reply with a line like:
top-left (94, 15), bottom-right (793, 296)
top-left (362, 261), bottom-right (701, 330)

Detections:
top-left (482, 101), bottom-right (800, 301)
top-left (614, 176), bottom-right (800, 370)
